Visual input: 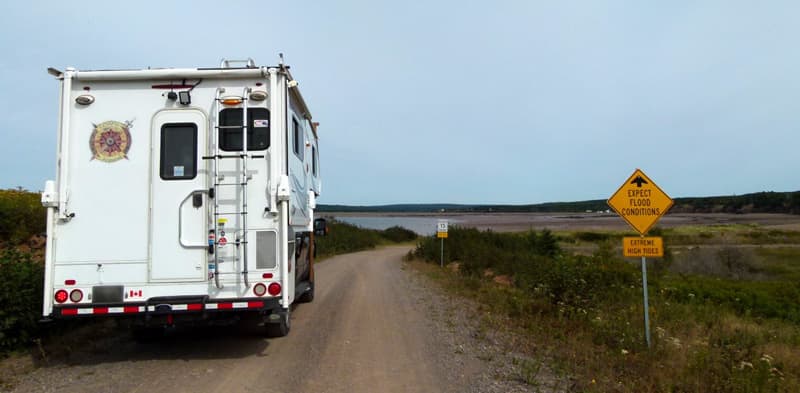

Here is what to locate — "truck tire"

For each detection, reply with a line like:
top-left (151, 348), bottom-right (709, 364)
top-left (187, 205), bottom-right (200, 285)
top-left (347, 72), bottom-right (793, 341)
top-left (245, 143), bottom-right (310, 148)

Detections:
top-left (297, 282), bottom-right (315, 303)
top-left (264, 308), bottom-right (291, 337)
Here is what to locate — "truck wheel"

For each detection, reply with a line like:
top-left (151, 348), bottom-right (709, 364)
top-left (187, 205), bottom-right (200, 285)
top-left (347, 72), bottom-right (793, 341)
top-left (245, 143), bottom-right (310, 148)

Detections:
top-left (264, 308), bottom-right (291, 337)
top-left (297, 282), bottom-right (315, 303)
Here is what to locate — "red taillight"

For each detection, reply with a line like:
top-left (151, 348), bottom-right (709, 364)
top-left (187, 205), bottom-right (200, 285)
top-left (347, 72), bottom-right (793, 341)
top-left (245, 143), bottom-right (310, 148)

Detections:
top-left (253, 283), bottom-right (267, 297)
top-left (262, 273), bottom-right (273, 279)
top-left (268, 282), bottom-right (281, 296)
top-left (69, 289), bottom-right (83, 303)
top-left (64, 279), bottom-right (76, 285)
top-left (55, 290), bottom-right (68, 303)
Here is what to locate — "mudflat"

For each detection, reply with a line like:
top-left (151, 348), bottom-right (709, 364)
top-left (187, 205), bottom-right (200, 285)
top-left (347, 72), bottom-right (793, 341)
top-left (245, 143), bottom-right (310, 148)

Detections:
top-left (331, 212), bottom-right (800, 232)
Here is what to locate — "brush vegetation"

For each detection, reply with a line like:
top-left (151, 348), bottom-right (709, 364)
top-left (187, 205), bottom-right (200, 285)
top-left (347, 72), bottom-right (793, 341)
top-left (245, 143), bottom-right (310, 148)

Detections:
top-left (314, 219), bottom-right (416, 258)
top-left (412, 226), bottom-right (800, 392)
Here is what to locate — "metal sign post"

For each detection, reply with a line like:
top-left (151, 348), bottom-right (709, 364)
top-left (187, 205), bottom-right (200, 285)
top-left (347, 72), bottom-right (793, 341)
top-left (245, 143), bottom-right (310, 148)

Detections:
top-left (640, 236), bottom-right (652, 348)
top-left (437, 221), bottom-right (448, 268)
top-left (608, 169), bottom-right (673, 349)
top-left (440, 237), bottom-right (444, 268)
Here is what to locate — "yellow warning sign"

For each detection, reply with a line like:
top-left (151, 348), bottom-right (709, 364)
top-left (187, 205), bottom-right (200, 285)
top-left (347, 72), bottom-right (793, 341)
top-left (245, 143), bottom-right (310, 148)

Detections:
top-left (437, 232), bottom-right (448, 239)
top-left (608, 169), bottom-right (673, 235)
top-left (623, 237), bottom-right (663, 258)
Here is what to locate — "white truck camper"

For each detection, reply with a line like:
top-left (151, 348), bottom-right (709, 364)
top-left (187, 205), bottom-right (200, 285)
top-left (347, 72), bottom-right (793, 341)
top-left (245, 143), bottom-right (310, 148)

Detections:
top-left (41, 58), bottom-right (326, 337)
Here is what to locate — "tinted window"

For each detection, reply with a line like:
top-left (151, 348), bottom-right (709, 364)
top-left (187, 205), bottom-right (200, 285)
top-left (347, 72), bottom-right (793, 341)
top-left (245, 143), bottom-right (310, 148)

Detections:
top-left (292, 117), bottom-right (304, 160)
top-left (160, 123), bottom-right (197, 180)
top-left (219, 108), bottom-right (270, 151)
top-left (312, 146), bottom-right (318, 176)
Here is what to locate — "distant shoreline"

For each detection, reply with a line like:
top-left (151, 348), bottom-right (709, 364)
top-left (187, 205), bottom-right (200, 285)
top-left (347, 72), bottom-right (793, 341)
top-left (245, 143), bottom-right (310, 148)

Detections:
top-left (323, 212), bottom-right (800, 232)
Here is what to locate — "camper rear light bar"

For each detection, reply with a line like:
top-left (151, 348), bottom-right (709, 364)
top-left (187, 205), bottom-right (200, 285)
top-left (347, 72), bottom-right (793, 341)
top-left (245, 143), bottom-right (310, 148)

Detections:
top-left (55, 300), bottom-right (273, 317)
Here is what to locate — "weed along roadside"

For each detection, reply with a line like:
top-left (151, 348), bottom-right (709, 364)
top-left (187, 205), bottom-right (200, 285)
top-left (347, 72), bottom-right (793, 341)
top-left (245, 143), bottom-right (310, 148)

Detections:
top-left (410, 225), bottom-right (800, 392)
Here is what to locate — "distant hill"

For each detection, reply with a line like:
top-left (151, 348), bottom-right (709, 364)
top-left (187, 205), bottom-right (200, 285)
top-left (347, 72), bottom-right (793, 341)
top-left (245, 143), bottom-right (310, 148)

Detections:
top-left (318, 191), bottom-right (800, 215)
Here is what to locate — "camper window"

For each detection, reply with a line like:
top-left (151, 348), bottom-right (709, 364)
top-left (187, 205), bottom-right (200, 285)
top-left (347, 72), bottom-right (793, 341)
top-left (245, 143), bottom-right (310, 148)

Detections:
top-left (292, 117), bottom-right (304, 160)
top-left (312, 146), bottom-right (318, 176)
top-left (219, 108), bottom-right (270, 151)
top-left (160, 123), bottom-right (197, 180)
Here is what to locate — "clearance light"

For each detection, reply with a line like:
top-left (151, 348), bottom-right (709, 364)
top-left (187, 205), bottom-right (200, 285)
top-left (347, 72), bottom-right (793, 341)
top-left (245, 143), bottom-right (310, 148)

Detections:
top-left (55, 290), bottom-right (68, 303)
top-left (64, 279), bottom-right (76, 285)
top-left (253, 283), bottom-right (267, 297)
top-left (75, 94), bottom-right (95, 105)
top-left (249, 89), bottom-right (267, 101)
top-left (267, 282), bottom-right (282, 296)
top-left (221, 96), bottom-right (242, 106)
top-left (262, 273), bottom-right (273, 279)
top-left (69, 289), bottom-right (83, 303)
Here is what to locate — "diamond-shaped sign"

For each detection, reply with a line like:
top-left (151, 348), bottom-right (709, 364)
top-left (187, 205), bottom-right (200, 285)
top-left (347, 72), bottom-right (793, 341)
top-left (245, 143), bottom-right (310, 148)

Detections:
top-left (607, 169), bottom-right (673, 235)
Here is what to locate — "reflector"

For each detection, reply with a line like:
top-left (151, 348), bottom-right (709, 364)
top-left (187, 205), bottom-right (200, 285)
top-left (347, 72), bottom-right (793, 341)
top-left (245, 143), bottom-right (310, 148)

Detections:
top-left (69, 289), bottom-right (83, 303)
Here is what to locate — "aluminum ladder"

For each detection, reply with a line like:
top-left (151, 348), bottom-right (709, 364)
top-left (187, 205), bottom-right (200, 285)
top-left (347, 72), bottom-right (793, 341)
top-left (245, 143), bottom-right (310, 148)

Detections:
top-left (206, 86), bottom-right (262, 289)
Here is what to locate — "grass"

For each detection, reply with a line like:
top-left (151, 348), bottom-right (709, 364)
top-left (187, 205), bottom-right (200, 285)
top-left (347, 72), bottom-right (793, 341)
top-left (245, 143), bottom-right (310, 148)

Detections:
top-left (753, 248), bottom-right (800, 281)
top-left (410, 226), bottom-right (800, 392)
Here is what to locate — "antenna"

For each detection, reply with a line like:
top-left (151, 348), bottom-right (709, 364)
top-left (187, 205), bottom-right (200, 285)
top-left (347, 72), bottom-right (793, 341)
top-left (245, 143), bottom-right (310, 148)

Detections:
top-left (279, 53), bottom-right (284, 66)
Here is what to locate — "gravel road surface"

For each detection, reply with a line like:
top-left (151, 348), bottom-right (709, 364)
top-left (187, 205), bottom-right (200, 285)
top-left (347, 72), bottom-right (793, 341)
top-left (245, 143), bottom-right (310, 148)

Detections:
top-left (10, 246), bottom-right (548, 393)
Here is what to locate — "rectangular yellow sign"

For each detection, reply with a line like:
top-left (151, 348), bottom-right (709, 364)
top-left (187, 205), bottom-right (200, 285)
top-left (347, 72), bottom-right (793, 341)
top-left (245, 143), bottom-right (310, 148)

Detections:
top-left (623, 236), bottom-right (663, 258)
top-left (437, 232), bottom-right (448, 239)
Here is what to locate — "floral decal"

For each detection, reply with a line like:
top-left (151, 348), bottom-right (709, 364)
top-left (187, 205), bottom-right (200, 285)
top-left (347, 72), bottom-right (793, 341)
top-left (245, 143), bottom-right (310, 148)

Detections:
top-left (90, 120), bottom-right (132, 162)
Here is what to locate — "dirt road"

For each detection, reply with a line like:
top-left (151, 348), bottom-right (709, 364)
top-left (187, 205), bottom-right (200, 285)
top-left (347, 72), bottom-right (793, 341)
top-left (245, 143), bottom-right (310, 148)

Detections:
top-left (11, 246), bottom-right (520, 393)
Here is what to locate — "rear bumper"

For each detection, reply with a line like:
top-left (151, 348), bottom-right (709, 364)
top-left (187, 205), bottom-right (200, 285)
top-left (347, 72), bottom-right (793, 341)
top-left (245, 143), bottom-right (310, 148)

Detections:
top-left (50, 296), bottom-right (282, 320)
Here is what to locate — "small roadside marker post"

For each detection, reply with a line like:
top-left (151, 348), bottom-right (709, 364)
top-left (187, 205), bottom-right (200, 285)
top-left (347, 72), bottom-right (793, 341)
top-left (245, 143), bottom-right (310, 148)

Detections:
top-left (437, 221), bottom-right (448, 268)
top-left (608, 169), bottom-right (673, 349)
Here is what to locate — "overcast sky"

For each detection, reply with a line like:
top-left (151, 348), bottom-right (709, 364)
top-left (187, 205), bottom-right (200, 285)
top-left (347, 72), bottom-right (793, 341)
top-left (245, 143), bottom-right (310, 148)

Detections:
top-left (1, 1), bottom-right (798, 205)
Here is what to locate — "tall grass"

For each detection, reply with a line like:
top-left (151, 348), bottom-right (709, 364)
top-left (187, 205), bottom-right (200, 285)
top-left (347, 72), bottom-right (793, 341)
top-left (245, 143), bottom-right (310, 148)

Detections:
top-left (412, 226), bottom-right (800, 392)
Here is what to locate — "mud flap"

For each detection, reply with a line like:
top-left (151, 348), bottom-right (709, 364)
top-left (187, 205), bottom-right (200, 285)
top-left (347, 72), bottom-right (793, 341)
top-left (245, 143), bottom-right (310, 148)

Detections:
top-left (265, 307), bottom-right (291, 337)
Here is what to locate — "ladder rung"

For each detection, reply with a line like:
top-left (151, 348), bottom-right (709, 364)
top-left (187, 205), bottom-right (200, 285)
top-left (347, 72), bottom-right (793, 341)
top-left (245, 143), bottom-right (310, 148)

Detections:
top-left (214, 183), bottom-right (247, 186)
top-left (215, 212), bottom-right (248, 215)
top-left (202, 154), bottom-right (263, 160)
top-left (202, 154), bottom-right (246, 160)
top-left (216, 125), bottom-right (247, 129)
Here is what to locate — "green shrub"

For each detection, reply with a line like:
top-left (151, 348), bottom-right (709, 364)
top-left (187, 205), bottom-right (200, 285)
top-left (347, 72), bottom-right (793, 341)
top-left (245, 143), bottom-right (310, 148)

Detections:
top-left (380, 226), bottom-right (417, 243)
top-left (414, 227), bottom-right (637, 310)
top-left (573, 231), bottom-right (612, 242)
top-left (315, 220), bottom-right (382, 257)
top-left (315, 220), bottom-right (417, 257)
top-left (0, 189), bottom-right (46, 245)
top-left (0, 249), bottom-right (44, 351)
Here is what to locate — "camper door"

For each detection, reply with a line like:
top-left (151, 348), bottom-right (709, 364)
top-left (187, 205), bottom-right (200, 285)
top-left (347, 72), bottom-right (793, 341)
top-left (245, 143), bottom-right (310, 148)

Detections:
top-left (150, 110), bottom-right (208, 281)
